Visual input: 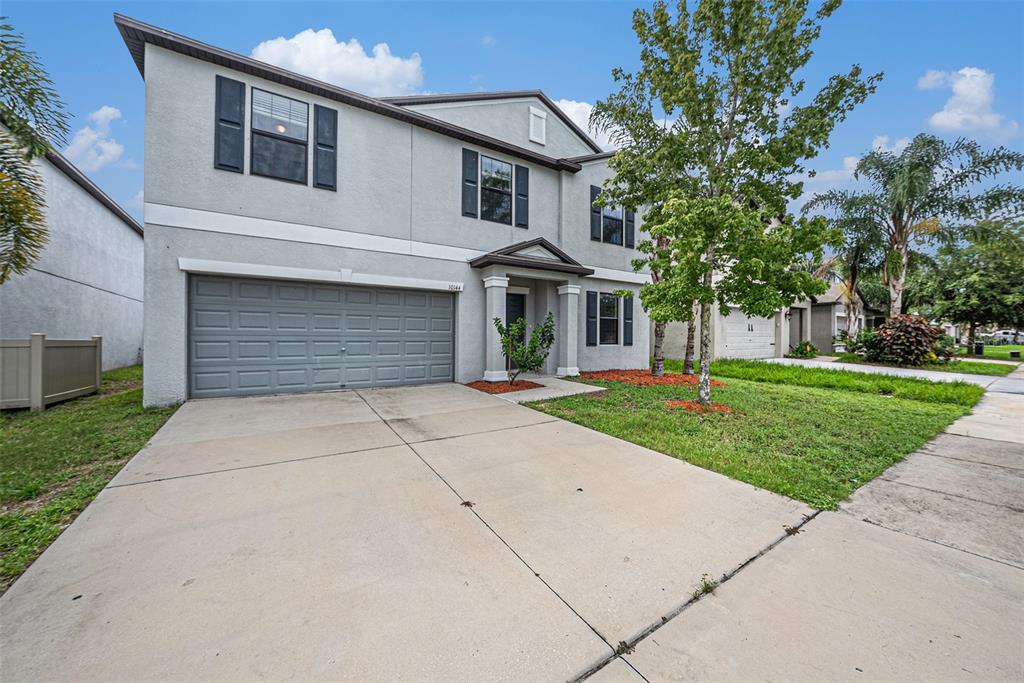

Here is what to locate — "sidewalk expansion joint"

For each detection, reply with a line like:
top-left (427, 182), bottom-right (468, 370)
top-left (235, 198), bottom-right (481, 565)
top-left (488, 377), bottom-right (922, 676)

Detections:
top-left (574, 509), bottom-right (823, 682)
top-left (352, 391), bottom-right (622, 672)
top-left (876, 477), bottom-right (1024, 513)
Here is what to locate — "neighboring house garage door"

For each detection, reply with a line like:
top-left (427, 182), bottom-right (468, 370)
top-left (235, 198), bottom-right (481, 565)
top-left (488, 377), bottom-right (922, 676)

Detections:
top-left (722, 310), bottom-right (775, 359)
top-left (188, 276), bottom-right (454, 398)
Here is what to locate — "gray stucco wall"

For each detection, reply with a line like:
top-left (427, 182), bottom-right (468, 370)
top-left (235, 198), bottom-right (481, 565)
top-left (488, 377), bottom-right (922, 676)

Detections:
top-left (0, 156), bottom-right (143, 370)
top-left (141, 44), bottom-right (651, 405)
top-left (402, 98), bottom-right (596, 160)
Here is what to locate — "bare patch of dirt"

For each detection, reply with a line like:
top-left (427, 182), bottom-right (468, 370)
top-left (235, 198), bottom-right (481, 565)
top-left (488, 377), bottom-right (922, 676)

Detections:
top-left (464, 380), bottom-right (544, 394)
top-left (581, 369), bottom-right (726, 387)
top-left (665, 399), bottom-right (736, 415)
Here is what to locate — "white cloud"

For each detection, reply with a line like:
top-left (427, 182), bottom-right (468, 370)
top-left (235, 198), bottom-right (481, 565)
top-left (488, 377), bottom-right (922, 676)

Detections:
top-left (251, 28), bottom-right (423, 97)
top-left (553, 99), bottom-right (616, 150)
top-left (809, 155), bottom-right (860, 184)
top-left (64, 106), bottom-right (125, 172)
top-left (480, 35), bottom-right (496, 47)
top-left (871, 135), bottom-right (911, 154)
top-left (129, 189), bottom-right (144, 208)
top-left (918, 67), bottom-right (1019, 140)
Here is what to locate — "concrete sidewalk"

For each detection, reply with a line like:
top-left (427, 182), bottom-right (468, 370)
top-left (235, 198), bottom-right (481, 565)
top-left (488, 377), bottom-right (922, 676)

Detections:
top-left (767, 356), bottom-right (1004, 387)
top-left (610, 366), bottom-right (1024, 681)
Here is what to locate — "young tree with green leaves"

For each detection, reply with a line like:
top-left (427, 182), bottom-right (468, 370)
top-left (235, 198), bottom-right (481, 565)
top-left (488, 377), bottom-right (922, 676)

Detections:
top-left (0, 19), bottom-right (69, 282)
top-left (493, 312), bottom-right (556, 385)
top-left (592, 0), bottom-right (877, 404)
top-left (923, 221), bottom-right (1024, 352)
top-left (810, 135), bottom-right (1024, 317)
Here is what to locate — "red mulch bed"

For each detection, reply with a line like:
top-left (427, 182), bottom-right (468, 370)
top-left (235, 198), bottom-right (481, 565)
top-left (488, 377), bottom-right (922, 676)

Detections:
top-left (465, 379), bottom-right (543, 394)
top-left (665, 399), bottom-right (736, 414)
top-left (579, 369), bottom-right (725, 387)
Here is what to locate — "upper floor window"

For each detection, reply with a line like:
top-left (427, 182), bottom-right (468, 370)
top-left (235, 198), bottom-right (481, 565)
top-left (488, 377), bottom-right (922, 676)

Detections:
top-left (251, 88), bottom-right (308, 184)
top-left (529, 106), bottom-right (547, 145)
top-left (462, 149), bottom-right (529, 228)
top-left (480, 156), bottom-right (513, 225)
top-left (590, 185), bottom-right (635, 248)
top-left (601, 206), bottom-right (624, 246)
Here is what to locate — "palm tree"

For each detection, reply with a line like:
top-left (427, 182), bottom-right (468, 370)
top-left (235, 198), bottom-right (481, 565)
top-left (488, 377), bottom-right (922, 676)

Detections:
top-left (804, 193), bottom-right (881, 336)
top-left (809, 135), bottom-right (1024, 317)
top-left (0, 19), bottom-right (69, 282)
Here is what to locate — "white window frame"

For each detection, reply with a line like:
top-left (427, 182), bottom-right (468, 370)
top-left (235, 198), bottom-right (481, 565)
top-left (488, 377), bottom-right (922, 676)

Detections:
top-left (529, 106), bottom-right (547, 145)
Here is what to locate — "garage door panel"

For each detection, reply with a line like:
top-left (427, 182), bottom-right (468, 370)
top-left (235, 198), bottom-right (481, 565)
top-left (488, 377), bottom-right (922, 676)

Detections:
top-left (723, 311), bottom-right (775, 360)
top-left (189, 276), bottom-right (454, 398)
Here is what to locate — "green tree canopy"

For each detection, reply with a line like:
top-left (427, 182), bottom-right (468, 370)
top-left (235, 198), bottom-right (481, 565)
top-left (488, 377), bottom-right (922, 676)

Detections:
top-left (924, 221), bottom-right (1024, 344)
top-left (592, 0), bottom-right (878, 403)
top-left (809, 134), bottom-right (1024, 316)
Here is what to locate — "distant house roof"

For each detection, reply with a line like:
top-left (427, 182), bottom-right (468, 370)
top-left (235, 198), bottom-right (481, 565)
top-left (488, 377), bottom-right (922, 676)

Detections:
top-left (45, 147), bottom-right (143, 236)
top-left (381, 91), bottom-right (604, 154)
top-left (113, 14), bottom-right (586, 173)
top-left (815, 282), bottom-right (886, 316)
top-left (469, 237), bottom-right (594, 275)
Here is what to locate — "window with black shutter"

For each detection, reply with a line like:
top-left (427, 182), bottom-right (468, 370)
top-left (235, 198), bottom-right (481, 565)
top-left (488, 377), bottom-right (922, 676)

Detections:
top-left (590, 185), bottom-right (602, 241)
top-left (514, 165), bottom-right (529, 228)
top-left (313, 105), bottom-right (337, 191)
top-left (590, 185), bottom-right (633, 248)
top-left (623, 296), bottom-right (634, 346)
top-left (250, 88), bottom-right (308, 184)
top-left (480, 156), bottom-right (513, 225)
top-left (586, 291), bottom-right (598, 346)
top-left (625, 210), bottom-right (636, 249)
top-left (214, 76), bottom-right (245, 173)
top-left (599, 293), bottom-right (619, 345)
top-left (462, 149), bottom-right (479, 217)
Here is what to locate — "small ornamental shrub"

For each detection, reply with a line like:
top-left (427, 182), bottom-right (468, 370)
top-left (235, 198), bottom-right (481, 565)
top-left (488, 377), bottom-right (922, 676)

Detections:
top-left (493, 312), bottom-right (556, 385)
top-left (786, 340), bottom-right (818, 358)
top-left (932, 334), bottom-right (957, 363)
top-left (850, 315), bottom-right (942, 366)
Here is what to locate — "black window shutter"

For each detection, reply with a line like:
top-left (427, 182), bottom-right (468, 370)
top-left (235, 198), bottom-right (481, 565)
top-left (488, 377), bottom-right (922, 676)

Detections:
top-left (586, 291), bottom-right (598, 346)
top-left (514, 165), bottom-right (529, 228)
top-left (590, 186), bottom-right (601, 241)
top-left (623, 296), bottom-right (634, 346)
top-left (625, 210), bottom-right (636, 249)
top-left (462, 149), bottom-right (479, 217)
top-left (214, 76), bottom-right (245, 173)
top-left (313, 105), bottom-right (337, 190)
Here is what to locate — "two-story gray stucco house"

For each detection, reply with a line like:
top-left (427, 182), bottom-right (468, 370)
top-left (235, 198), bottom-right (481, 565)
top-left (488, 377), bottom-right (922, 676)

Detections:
top-left (0, 145), bottom-right (143, 370)
top-left (115, 15), bottom-right (651, 406)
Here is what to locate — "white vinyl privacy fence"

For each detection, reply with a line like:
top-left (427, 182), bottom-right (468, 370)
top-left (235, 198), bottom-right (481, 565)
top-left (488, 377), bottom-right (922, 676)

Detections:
top-left (0, 334), bottom-right (102, 411)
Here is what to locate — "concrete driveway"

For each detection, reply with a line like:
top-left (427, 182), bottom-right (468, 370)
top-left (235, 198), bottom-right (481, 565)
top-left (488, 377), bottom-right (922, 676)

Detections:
top-left (0, 383), bottom-right (811, 681)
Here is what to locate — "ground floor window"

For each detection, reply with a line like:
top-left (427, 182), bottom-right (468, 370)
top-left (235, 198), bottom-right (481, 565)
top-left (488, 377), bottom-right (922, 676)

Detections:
top-left (599, 293), bottom-right (619, 344)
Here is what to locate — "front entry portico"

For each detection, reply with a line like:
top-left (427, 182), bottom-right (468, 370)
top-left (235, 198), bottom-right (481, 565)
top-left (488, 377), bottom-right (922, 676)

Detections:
top-left (470, 238), bottom-right (594, 383)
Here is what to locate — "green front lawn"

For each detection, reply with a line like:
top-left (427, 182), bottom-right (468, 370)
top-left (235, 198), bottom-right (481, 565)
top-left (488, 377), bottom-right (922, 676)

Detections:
top-left (830, 354), bottom-right (1015, 377)
top-left (532, 364), bottom-right (979, 510)
top-left (959, 344), bottom-right (1023, 361)
top-left (0, 366), bottom-right (177, 593)
top-left (700, 359), bottom-right (984, 406)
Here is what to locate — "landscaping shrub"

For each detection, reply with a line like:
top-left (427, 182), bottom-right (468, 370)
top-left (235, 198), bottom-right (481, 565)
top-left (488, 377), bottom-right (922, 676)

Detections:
top-left (848, 315), bottom-right (942, 366)
top-left (786, 340), bottom-right (818, 359)
top-left (932, 334), bottom-right (957, 362)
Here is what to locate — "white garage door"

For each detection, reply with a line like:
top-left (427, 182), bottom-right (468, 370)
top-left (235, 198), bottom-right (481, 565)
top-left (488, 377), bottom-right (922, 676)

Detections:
top-left (722, 311), bottom-right (775, 359)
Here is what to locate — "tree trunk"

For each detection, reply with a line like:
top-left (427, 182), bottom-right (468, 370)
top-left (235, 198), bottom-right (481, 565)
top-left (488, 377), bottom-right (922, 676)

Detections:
top-left (968, 322), bottom-right (977, 355)
top-left (697, 300), bottom-right (713, 405)
top-left (652, 321), bottom-right (666, 377)
top-left (683, 313), bottom-right (696, 375)
top-left (887, 245), bottom-right (909, 318)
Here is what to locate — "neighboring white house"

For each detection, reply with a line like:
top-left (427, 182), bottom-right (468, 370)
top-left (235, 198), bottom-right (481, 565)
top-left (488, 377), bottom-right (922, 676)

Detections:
top-left (810, 283), bottom-right (885, 351)
top-left (0, 147), bottom-right (143, 370)
top-left (656, 298), bottom-right (814, 362)
top-left (116, 14), bottom-right (651, 406)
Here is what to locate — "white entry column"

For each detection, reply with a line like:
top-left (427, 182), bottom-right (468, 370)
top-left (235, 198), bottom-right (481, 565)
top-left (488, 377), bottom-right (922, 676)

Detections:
top-left (483, 275), bottom-right (509, 382)
top-left (556, 283), bottom-right (580, 376)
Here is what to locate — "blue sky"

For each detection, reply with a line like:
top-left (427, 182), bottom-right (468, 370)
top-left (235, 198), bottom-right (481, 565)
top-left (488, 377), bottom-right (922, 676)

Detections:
top-left (8, 0), bottom-right (1023, 220)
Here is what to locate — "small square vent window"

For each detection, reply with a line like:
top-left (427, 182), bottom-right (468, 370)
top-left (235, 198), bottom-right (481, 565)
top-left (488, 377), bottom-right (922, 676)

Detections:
top-left (529, 106), bottom-right (547, 145)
